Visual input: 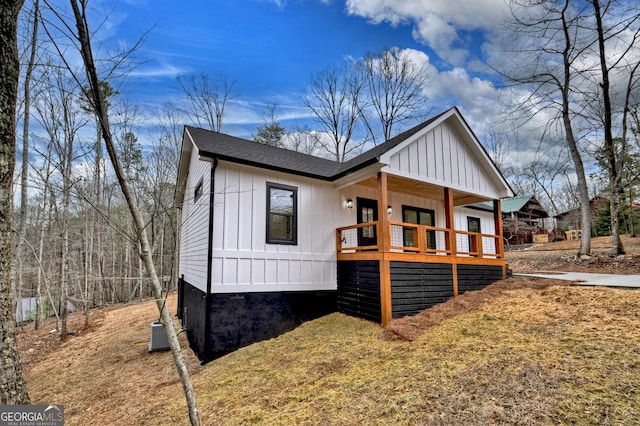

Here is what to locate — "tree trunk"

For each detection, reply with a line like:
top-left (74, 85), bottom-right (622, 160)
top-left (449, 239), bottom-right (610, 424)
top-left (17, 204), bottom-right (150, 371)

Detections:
top-left (35, 156), bottom-right (54, 330)
top-left (35, 215), bottom-right (46, 330)
top-left (83, 212), bottom-right (93, 327)
top-left (60, 175), bottom-right (70, 340)
top-left (128, 242), bottom-right (133, 300)
top-left (593, 0), bottom-right (625, 255)
top-left (559, 0), bottom-right (592, 255)
top-left (13, 0), bottom-right (39, 305)
top-left (138, 242), bottom-right (143, 299)
top-left (69, 2), bottom-right (201, 423)
top-left (58, 91), bottom-right (74, 340)
top-left (0, 0), bottom-right (30, 405)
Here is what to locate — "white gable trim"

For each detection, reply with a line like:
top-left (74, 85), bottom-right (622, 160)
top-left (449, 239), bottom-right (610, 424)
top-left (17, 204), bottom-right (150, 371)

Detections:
top-left (379, 108), bottom-right (513, 199)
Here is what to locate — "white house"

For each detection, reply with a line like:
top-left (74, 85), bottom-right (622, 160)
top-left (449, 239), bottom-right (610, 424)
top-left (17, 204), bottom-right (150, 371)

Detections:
top-left (175, 107), bottom-right (514, 363)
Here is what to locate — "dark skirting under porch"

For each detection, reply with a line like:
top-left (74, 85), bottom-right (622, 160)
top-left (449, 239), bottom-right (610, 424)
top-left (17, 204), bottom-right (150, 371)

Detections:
top-left (390, 262), bottom-right (455, 318)
top-left (457, 264), bottom-right (504, 294)
top-left (337, 260), bottom-right (382, 323)
top-left (178, 278), bottom-right (336, 364)
top-left (336, 260), bottom-right (505, 320)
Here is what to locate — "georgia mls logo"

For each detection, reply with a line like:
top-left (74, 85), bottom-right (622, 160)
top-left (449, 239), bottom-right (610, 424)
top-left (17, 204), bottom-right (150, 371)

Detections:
top-left (0, 404), bottom-right (64, 426)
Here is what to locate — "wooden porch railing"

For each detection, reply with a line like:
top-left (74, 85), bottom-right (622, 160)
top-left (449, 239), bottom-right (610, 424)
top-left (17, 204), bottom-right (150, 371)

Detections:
top-left (336, 221), bottom-right (502, 259)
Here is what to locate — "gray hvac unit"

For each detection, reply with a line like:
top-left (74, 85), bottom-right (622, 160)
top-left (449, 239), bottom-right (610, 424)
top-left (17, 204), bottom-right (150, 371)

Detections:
top-left (149, 321), bottom-right (170, 352)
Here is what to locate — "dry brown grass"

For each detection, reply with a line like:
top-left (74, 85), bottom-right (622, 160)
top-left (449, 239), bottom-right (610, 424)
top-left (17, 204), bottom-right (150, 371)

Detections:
top-left (20, 280), bottom-right (640, 425)
top-left (20, 297), bottom-right (202, 425)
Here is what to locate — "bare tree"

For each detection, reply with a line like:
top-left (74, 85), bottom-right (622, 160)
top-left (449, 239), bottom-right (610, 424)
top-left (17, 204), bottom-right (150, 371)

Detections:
top-left (503, 0), bottom-right (594, 255)
top-left (302, 63), bottom-right (366, 161)
top-left (0, 0), bottom-right (30, 405)
top-left (177, 73), bottom-right (236, 132)
top-left (66, 1), bottom-right (201, 423)
top-left (13, 0), bottom-right (40, 300)
top-left (44, 68), bottom-right (87, 340)
top-left (155, 101), bottom-right (186, 291)
top-left (585, 0), bottom-right (640, 255)
top-left (522, 154), bottom-right (569, 217)
top-left (285, 125), bottom-right (325, 156)
top-left (484, 127), bottom-right (511, 172)
top-left (361, 47), bottom-right (431, 144)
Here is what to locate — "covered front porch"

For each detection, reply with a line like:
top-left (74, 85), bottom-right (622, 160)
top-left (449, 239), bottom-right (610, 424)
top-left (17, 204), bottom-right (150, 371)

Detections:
top-left (335, 172), bottom-right (507, 326)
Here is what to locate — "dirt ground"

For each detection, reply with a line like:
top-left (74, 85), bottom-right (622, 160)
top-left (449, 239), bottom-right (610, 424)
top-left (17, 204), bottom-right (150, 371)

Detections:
top-left (505, 234), bottom-right (640, 274)
top-left (18, 295), bottom-right (202, 425)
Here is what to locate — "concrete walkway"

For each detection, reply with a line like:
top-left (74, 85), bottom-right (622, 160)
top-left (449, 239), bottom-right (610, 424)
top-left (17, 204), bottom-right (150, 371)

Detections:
top-left (515, 271), bottom-right (640, 288)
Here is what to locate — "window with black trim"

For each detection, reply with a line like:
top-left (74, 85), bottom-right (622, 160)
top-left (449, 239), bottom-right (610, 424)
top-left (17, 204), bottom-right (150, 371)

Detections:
top-left (402, 205), bottom-right (436, 249)
top-left (194, 178), bottom-right (203, 202)
top-left (266, 182), bottom-right (297, 245)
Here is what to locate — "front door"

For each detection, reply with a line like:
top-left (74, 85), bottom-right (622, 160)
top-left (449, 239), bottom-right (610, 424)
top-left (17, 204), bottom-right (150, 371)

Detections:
top-left (402, 206), bottom-right (436, 250)
top-left (357, 198), bottom-right (378, 247)
top-left (467, 216), bottom-right (481, 254)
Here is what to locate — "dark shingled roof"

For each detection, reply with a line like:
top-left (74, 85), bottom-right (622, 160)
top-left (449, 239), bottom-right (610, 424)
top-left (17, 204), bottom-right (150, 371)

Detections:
top-left (186, 108), bottom-right (451, 181)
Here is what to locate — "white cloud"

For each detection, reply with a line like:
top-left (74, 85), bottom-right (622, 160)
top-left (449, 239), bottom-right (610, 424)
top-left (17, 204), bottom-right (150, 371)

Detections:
top-left (345, 0), bottom-right (508, 65)
top-left (270, 0), bottom-right (286, 10)
top-left (127, 63), bottom-right (190, 79)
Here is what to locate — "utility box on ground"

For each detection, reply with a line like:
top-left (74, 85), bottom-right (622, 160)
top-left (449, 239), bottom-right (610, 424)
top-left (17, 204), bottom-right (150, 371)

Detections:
top-left (149, 321), bottom-right (170, 352)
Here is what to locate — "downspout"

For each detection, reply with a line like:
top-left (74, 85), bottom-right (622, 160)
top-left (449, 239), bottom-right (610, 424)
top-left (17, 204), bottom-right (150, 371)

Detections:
top-left (204, 157), bottom-right (218, 362)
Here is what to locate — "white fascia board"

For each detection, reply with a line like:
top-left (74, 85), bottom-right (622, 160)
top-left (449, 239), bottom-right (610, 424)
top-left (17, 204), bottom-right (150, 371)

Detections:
top-left (175, 128), bottom-right (195, 205)
top-left (332, 162), bottom-right (386, 190)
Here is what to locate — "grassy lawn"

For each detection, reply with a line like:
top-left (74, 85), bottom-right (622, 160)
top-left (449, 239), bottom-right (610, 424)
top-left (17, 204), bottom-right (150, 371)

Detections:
top-left (21, 277), bottom-right (640, 425)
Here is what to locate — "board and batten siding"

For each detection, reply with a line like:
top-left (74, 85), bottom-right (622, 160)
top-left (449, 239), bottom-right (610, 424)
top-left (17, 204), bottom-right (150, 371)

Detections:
top-left (178, 143), bottom-right (211, 292)
top-left (209, 162), bottom-right (340, 293)
top-left (385, 120), bottom-right (503, 200)
top-left (338, 185), bottom-right (496, 256)
top-left (455, 207), bottom-right (497, 254)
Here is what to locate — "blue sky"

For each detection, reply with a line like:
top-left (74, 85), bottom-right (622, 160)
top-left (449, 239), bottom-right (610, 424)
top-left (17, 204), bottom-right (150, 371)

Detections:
top-left (94, 0), bottom-right (510, 141)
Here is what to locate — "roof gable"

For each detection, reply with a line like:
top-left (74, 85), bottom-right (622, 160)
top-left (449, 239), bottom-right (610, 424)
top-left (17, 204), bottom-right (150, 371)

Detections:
top-left (181, 107), bottom-right (513, 199)
top-left (470, 195), bottom-right (549, 218)
top-left (378, 108), bottom-right (513, 199)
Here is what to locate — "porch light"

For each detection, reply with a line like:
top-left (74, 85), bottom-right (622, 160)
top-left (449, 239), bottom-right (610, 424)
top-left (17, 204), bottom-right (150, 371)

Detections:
top-left (387, 205), bottom-right (393, 215)
top-left (346, 199), bottom-right (353, 209)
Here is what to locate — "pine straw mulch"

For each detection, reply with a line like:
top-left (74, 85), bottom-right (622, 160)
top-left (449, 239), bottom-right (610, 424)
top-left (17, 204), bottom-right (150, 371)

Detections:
top-left (383, 276), bottom-right (573, 341)
top-left (20, 277), bottom-right (640, 425)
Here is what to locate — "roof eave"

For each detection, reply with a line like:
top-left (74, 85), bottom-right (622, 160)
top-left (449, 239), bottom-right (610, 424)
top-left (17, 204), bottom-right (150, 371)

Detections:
top-left (197, 149), bottom-right (336, 181)
top-left (174, 126), bottom-right (194, 206)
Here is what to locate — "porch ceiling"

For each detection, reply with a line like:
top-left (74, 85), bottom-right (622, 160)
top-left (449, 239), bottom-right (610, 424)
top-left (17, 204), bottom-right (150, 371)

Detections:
top-left (358, 175), bottom-right (489, 206)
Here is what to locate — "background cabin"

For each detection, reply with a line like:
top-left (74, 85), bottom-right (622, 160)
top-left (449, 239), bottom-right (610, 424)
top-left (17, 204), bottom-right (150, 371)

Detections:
top-left (469, 195), bottom-right (550, 245)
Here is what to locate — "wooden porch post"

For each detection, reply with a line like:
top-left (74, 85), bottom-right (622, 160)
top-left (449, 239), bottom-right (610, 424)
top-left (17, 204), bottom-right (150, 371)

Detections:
top-left (377, 172), bottom-right (391, 252)
top-left (378, 172), bottom-right (392, 326)
top-left (494, 199), bottom-right (507, 279)
top-left (444, 187), bottom-right (458, 297)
